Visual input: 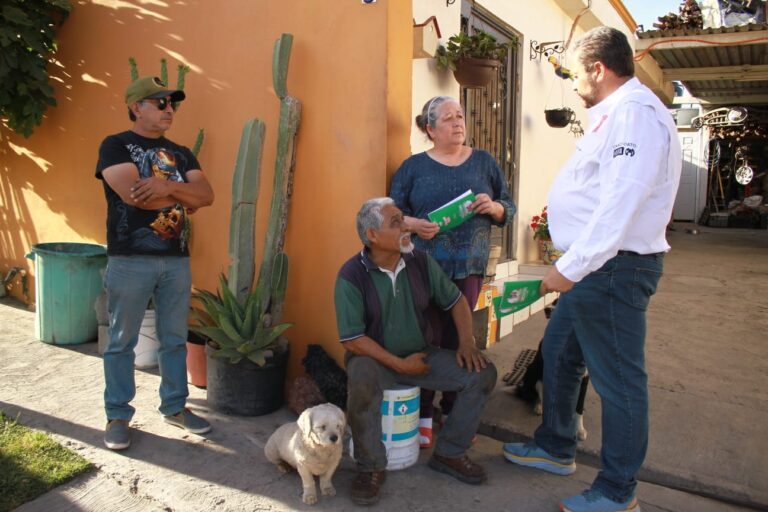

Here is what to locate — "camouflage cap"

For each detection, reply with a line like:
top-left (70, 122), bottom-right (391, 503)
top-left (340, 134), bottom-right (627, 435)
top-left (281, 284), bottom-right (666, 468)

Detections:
top-left (125, 76), bottom-right (185, 106)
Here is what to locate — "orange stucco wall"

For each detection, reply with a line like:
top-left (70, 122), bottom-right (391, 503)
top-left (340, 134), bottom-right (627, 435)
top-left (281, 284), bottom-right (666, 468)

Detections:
top-left (0, 0), bottom-right (413, 377)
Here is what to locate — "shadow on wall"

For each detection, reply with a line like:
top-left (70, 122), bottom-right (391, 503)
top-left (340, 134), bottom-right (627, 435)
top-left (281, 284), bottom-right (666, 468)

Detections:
top-left (0, 0), bottom-right (193, 301)
top-left (0, 141), bottom-right (38, 302)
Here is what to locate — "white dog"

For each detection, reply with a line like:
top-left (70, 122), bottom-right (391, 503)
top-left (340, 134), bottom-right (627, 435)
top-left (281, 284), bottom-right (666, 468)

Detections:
top-left (264, 403), bottom-right (346, 505)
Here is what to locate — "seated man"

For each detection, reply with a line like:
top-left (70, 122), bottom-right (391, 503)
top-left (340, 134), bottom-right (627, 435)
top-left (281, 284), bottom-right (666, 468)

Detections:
top-left (335, 197), bottom-right (497, 506)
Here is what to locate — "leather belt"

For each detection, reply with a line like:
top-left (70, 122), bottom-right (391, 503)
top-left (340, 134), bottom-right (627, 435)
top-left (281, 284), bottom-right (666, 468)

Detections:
top-left (617, 250), bottom-right (663, 258)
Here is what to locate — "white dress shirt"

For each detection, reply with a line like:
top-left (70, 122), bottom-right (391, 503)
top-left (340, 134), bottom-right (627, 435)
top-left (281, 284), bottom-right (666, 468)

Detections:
top-left (548, 77), bottom-right (682, 283)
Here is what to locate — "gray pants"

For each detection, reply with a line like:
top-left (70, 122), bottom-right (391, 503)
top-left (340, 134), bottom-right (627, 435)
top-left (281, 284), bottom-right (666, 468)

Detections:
top-left (346, 347), bottom-right (497, 471)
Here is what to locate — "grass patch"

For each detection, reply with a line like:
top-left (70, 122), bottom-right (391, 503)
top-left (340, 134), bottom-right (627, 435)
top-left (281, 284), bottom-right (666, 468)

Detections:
top-left (0, 410), bottom-right (93, 512)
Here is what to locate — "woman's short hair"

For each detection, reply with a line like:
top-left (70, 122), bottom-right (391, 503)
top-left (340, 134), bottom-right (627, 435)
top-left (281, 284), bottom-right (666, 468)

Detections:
top-left (356, 197), bottom-right (394, 246)
top-left (415, 96), bottom-right (455, 140)
top-left (574, 26), bottom-right (634, 78)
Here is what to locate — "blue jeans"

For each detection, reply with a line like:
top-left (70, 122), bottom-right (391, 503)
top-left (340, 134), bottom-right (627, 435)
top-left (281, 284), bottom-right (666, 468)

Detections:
top-left (346, 347), bottom-right (497, 471)
top-left (533, 253), bottom-right (663, 502)
top-left (103, 256), bottom-right (191, 421)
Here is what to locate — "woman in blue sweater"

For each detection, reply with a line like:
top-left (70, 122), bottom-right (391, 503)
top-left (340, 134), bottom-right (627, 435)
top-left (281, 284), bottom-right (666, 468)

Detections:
top-left (390, 96), bottom-right (516, 447)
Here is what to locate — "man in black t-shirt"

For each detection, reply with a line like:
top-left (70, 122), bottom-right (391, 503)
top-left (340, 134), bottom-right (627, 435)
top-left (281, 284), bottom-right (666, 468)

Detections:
top-left (95, 76), bottom-right (214, 451)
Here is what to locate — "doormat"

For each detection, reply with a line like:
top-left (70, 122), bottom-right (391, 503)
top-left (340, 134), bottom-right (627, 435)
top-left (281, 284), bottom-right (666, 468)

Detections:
top-left (501, 348), bottom-right (537, 387)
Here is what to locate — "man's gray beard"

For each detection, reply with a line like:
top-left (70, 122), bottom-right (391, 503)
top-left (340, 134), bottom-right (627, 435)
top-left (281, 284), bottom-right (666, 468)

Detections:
top-left (400, 240), bottom-right (415, 254)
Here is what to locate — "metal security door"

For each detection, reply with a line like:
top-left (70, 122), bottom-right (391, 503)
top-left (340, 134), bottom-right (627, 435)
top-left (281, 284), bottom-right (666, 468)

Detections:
top-left (460, 4), bottom-right (521, 261)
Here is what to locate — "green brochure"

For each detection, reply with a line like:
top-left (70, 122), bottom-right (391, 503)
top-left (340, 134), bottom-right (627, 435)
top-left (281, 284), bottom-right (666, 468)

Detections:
top-left (492, 280), bottom-right (542, 318)
top-left (427, 189), bottom-right (476, 232)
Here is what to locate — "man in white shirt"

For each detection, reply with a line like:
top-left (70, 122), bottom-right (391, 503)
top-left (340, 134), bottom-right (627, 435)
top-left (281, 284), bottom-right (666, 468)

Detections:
top-left (503, 27), bottom-right (682, 512)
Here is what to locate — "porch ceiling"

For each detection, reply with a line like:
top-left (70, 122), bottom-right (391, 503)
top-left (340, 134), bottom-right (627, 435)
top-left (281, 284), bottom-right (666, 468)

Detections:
top-left (635, 23), bottom-right (768, 105)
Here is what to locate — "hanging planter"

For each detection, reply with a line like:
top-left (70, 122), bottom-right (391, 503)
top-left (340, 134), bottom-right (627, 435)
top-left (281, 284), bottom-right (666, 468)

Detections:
top-left (435, 30), bottom-right (515, 88)
top-left (544, 107), bottom-right (575, 128)
top-left (453, 57), bottom-right (501, 88)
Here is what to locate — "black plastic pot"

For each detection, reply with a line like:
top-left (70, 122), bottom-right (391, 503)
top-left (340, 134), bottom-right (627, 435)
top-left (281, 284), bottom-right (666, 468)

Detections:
top-left (545, 108), bottom-right (575, 128)
top-left (206, 343), bottom-right (288, 416)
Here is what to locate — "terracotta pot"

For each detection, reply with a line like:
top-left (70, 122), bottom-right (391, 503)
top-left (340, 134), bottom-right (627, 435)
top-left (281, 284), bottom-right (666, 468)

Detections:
top-left (453, 57), bottom-right (500, 88)
top-left (186, 332), bottom-right (207, 388)
top-left (538, 239), bottom-right (563, 265)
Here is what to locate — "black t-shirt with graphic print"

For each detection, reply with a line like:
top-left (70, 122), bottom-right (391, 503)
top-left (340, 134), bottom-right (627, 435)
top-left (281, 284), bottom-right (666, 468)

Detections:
top-left (95, 130), bottom-right (201, 257)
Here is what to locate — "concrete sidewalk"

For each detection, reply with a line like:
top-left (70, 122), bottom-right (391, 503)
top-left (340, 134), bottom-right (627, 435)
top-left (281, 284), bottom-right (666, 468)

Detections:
top-left (480, 224), bottom-right (768, 510)
top-left (0, 294), bottom-right (751, 511)
top-left (1, 224), bottom-right (765, 511)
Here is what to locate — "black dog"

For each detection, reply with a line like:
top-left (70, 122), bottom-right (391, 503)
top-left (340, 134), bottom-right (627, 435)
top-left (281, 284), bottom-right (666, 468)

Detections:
top-left (302, 344), bottom-right (348, 411)
top-left (517, 302), bottom-right (589, 441)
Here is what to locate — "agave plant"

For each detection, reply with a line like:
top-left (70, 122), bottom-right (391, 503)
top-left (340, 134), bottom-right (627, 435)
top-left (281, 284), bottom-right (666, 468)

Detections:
top-left (191, 273), bottom-right (292, 366)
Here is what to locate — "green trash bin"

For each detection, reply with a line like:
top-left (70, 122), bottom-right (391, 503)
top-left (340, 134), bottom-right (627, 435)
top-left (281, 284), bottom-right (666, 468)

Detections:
top-left (26, 243), bottom-right (107, 345)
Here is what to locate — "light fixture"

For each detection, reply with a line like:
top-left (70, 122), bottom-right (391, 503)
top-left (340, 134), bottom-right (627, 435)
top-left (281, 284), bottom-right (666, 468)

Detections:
top-left (726, 107), bottom-right (748, 124)
top-left (735, 165), bottom-right (753, 185)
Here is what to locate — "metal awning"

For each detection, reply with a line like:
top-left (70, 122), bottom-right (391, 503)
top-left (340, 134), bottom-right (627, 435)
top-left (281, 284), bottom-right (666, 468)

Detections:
top-left (635, 23), bottom-right (768, 105)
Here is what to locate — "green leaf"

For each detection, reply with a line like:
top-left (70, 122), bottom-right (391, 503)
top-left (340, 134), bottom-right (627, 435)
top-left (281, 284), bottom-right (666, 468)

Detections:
top-left (241, 292), bottom-right (256, 337)
top-left (211, 349), bottom-right (243, 364)
top-left (2, 6), bottom-right (31, 26)
top-left (218, 314), bottom-right (243, 343)
top-left (188, 326), bottom-right (238, 348)
top-left (218, 274), bottom-right (244, 324)
top-left (246, 350), bottom-right (267, 367)
top-left (0, 0), bottom-right (70, 137)
top-left (263, 322), bottom-right (292, 343)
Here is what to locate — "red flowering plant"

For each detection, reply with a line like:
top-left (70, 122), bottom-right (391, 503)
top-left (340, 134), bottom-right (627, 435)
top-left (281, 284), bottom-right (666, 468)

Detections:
top-left (530, 206), bottom-right (551, 240)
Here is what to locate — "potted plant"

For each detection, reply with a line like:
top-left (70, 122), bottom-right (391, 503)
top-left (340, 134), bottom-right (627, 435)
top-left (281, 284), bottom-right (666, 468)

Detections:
top-left (530, 206), bottom-right (563, 265)
top-left (435, 30), bottom-right (515, 87)
top-left (186, 330), bottom-right (208, 388)
top-left (191, 271), bottom-right (291, 415)
top-left (189, 33), bottom-right (301, 416)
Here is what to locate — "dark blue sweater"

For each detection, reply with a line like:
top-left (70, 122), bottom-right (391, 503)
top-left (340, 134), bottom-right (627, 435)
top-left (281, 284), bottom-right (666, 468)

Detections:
top-left (390, 149), bottom-right (516, 279)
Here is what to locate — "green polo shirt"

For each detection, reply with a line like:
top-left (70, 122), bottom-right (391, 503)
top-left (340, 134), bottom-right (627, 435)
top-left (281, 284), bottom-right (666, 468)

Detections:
top-left (335, 252), bottom-right (461, 357)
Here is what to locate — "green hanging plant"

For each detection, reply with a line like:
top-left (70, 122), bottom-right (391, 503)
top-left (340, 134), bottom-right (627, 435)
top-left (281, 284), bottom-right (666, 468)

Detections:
top-left (0, 0), bottom-right (72, 138)
top-left (435, 29), bottom-right (516, 71)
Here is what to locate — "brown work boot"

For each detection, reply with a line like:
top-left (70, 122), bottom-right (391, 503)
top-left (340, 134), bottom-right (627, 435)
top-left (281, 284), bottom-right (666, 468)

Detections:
top-left (351, 470), bottom-right (386, 506)
top-left (428, 453), bottom-right (487, 484)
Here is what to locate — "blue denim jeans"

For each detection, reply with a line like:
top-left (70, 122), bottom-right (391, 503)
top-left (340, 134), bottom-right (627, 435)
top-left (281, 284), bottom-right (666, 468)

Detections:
top-left (103, 256), bottom-right (191, 421)
top-left (533, 253), bottom-right (663, 502)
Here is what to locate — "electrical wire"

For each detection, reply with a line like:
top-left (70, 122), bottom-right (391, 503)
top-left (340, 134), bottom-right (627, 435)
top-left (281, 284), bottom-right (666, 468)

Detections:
top-left (563, 0), bottom-right (592, 52)
top-left (634, 35), bottom-right (768, 61)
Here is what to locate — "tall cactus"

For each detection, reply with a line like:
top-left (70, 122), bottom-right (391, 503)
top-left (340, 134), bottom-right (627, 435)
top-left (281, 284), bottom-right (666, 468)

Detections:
top-left (224, 33), bottom-right (299, 323)
top-left (228, 120), bottom-right (266, 302)
top-left (192, 34), bottom-right (299, 369)
top-left (255, 34), bottom-right (302, 323)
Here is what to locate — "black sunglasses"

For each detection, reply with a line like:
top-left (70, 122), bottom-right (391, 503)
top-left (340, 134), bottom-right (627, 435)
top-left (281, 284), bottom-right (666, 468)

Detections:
top-left (145, 97), bottom-right (180, 111)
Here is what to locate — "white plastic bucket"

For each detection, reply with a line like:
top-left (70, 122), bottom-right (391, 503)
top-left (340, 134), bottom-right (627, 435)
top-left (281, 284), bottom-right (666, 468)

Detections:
top-left (350, 385), bottom-right (420, 471)
top-left (134, 310), bottom-right (159, 369)
top-left (381, 385), bottom-right (420, 470)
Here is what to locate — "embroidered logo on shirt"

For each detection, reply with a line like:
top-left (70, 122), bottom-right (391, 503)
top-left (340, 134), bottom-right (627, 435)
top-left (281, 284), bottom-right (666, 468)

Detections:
top-left (613, 143), bottom-right (636, 158)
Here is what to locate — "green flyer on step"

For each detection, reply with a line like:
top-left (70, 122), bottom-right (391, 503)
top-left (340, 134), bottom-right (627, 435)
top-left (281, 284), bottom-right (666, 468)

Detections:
top-left (427, 189), bottom-right (476, 232)
top-left (492, 280), bottom-right (542, 318)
